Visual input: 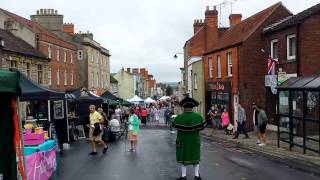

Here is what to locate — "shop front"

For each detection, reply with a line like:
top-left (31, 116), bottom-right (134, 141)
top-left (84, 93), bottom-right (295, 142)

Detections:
top-left (205, 81), bottom-right (232, 123)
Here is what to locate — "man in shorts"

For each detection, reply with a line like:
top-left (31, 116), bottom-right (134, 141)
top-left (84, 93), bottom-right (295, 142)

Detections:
top-left (88, 105), bottom-right (108, 155)
top-left (252, 103), bottom-right (260, 144)
top-left (256, 105), bottom-right (268, 147)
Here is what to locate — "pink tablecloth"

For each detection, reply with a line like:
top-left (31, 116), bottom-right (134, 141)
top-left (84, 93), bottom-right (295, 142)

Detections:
top-left (25, 148), bottom-right (56, 180)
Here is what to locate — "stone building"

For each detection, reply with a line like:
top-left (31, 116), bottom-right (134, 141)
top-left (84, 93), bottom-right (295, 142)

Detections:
top-left (30, 9), bottom-right (111, 95)
top-left (113, 68), bottom-right (135, 100)
top-left (0, 8), bottom-right (79, 91)
top-left (110, 74), bottom-right (118, 96)
top-left (0, 29), bottom-right (49, 85)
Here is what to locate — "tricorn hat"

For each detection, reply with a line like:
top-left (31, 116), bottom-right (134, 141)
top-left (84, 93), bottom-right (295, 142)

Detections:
top-left (179, 97), bottom-right (199, 108)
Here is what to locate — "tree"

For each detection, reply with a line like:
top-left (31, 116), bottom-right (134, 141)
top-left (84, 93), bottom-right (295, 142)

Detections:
top-left (165, 85), bottom-right (173, 96)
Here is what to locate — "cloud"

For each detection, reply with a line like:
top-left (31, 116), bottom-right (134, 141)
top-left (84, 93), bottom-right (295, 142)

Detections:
top-left (1, 0), bottom-right (319, 82)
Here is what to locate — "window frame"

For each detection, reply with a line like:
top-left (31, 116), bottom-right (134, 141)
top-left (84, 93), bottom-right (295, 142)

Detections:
top-left (56, 47), bottom-right (60, 61)
top-left (48, 45), bottom-right (52, 58)
top-left (63, 50), bottom-right (67, 63)
top-left (217, 55), bottom-right (222, 78)
top-left (37, 64), bottom-right (43, 84)
top-left (227, 52), bottom-right (233, 77)
top-left (208, 57), bottom-right (213, 78)
top-left (70, 52), bottom-right (73, 64)
top-left (194, 73), bottom-right (198, 90)
top-left (48, 68), bottom-right (52, 86)
top-left (64, 70), bottom-right (68, 85)
top-left (287, 34), bottom-right (296, 61)
top-left (57, 69), bottom-right (60, 85)
top-left (71, 71), bottom-right (74, 86)
top-left (270, 39), bottom-right (279, 60)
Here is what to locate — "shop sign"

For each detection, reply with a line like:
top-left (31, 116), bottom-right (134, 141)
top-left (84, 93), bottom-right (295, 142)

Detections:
top-left (278, 72), bottom-right (297, 85)
top-left (206, 82), bottom-right (231, 91)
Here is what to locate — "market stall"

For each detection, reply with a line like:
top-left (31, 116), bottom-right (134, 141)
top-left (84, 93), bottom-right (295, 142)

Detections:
top-left (0, 70), bottom-right (25, 180)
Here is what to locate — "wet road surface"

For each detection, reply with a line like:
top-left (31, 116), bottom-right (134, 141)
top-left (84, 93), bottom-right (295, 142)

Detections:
top-left (52, 129), bottom-right (320, 180)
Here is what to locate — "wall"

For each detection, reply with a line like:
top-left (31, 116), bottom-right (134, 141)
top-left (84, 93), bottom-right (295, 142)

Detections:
top-left (0, 11), bottom-right (37, 47)
top-left (239, 5), bottom-right (291, 129)
top-left (114, 69), bottom-right (134, 100)
top-left (191, 60), bottom-right (205, 118)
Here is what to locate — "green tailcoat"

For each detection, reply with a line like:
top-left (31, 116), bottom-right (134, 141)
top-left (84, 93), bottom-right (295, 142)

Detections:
top-left (173, 112), bottom-right (205, 165)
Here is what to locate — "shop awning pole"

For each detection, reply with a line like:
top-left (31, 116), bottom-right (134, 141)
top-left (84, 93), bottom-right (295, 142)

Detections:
top-left (48, 100), bottom-right (51, 138)
top-left (17, 97), bottom-right (27, 180)
top-left (66, 100), bottom-right (70, 142)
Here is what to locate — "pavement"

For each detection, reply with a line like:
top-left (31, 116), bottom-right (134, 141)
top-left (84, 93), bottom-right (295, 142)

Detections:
top-left (200, 128), bottom-right (320, 176)
top-left (51, 128), bottom-right (320, 180)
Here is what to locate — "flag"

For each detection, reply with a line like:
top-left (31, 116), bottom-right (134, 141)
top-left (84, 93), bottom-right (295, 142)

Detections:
top-left (267, 56), bottom-right (276, 75)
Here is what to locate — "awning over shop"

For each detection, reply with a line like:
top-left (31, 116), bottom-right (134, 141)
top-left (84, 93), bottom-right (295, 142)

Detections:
top-left (0, 70), bottom-right (19, 93)
top-left (101, 90), bottom-right (119, 100)
top-left (277, 75), bottom-right (320, 90)
top-left (19, 71), bottom-right (65, 101)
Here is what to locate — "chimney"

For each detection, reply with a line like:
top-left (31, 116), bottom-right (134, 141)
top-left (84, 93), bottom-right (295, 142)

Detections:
top-left (229, 14), bottom-right (242, 27)
top-left (193, 19), bottom-right (204, 34)
top-left (63, 23), bottom-right (74, 35)
top-left (127, 68), bottom-right (131, 73)
top-left (205, 6), bottom-right (218, 28)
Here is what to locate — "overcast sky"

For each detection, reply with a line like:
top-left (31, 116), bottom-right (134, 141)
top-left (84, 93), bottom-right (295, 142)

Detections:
top-left (1, 0), bottom-right (319, 82)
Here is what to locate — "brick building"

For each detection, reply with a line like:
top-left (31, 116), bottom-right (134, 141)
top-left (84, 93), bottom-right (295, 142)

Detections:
top-left (0, 9), bottom-right (78, 91)
top-left (262, 3), bottom-right (320, 124)
top-left (203, 2), bottom-right (291, 128)
top-left (30, 9), bottom-right (111, 95)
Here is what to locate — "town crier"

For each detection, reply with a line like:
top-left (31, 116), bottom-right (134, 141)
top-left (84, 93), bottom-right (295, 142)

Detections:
top-left (173, 96), bottom-right (206, 180)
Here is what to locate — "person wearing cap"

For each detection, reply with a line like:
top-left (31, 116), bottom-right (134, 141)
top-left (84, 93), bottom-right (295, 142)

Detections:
top-left (173, 96), bottom-right (206, 180)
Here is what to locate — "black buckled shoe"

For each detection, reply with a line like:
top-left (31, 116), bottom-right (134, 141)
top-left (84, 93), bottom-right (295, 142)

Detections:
top-left (194, 175), bottom-right (202, 180)
top-left (177, 176), bottom-right (187, 180)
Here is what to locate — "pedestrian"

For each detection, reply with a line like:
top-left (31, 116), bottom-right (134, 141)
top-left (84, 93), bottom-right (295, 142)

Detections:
top-left (252, 102), bottom-right (260, 144)
top-left (115, 106), bottom-right (122, 121)
top-left (173, 96), bottom-right (206, 180)
top-left (97, 108), bottom-right (108, 125)
top-left (233, 104), bottom-right (249, 139)
top-left (164, 105), bottom-right (172, 126)
top-left (256, 105), bottom-right (268, 146)
top-left (128, 108), bottom-right (140, 152)
top-left (221, 108), bottom-right (230, 134)
top-left (141, 107), bottom-right (148, 126)
top-left (88, 105), bottom-right (108, 155)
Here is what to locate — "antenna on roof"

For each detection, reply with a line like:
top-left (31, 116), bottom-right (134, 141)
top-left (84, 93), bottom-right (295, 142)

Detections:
top-left (214, 0), bottom-right (240, 28)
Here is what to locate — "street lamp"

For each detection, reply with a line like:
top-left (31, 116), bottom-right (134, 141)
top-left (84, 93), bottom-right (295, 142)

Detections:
top-left (173, 53), bottom-right (183, 59)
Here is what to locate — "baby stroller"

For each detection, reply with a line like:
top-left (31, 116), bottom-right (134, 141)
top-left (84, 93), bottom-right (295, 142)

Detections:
top-left (226, 124), bottom-right (234, 135)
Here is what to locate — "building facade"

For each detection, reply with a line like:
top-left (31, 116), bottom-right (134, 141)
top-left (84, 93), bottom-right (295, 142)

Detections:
top-left (262, 3), bottom-right (320, 124)
top-left (110, 74), bottom-right (119, 96)
top-left (113, 68), bottom-right (135, 100)
top-left (0, 29), bottom-right (49, 85)
top-left (30, 9), bottom-right (111, 94)
top-left (203, 2), bottom-right (291, 129)
top-left (190, 59), bottom-right (205, 117)
top-left (0, 8), bottom-right (79, 91)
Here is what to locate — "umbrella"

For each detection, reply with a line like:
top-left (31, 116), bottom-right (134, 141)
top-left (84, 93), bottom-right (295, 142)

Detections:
top-left (144, 97), bottom-right (156, 104)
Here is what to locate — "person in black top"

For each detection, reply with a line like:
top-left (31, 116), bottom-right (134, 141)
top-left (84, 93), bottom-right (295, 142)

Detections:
top-left (252, 103), bottom-right (260, 144)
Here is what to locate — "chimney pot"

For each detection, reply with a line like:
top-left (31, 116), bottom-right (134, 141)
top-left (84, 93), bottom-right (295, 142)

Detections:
top-left (55, 10), bottom-right (58, 14)
top-left (127, 68), bottom-right (131, 73)
top-left (40, 9), bottom-right (44, 15)
top-left (214, 6), bottom-right (216, 10)
top-left (206, 6), bottom-right (209, 10)
top-left (229, 14), bottom-right (242, 27)
top-left (37, 10), bottom-right (39, 15)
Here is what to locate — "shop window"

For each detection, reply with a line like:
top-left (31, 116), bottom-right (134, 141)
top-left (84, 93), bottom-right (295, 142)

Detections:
top-left (227, 52), bottom-right (232, 77)
top-left (271, 39), bottom-right (278, 60)
top-left (279, 91), bottom-right (289, 115)
top-left (287, 34), bottom-right (296, 61)
top-left (306, 91), bottom-right (319, 120)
